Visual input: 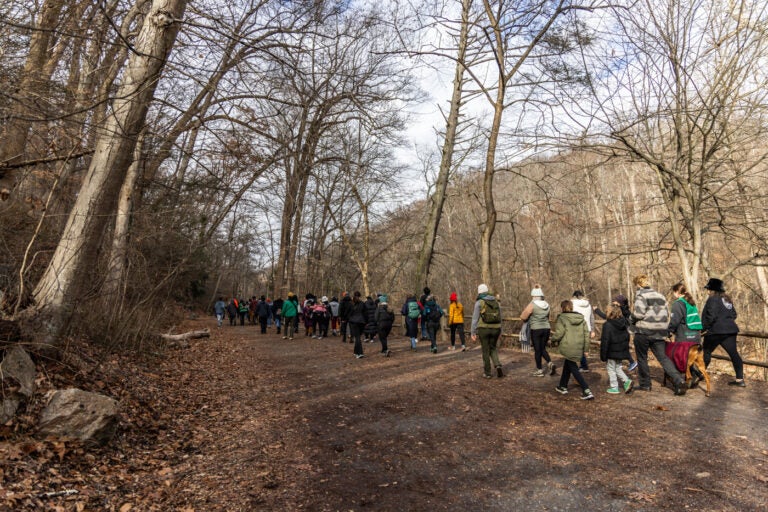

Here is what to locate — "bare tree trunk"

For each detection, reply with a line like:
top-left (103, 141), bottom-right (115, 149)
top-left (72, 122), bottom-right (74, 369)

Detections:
top-left (415, 0), bottom-right (471, 291)
top-left (0, 0), bottom-right (65, 198)
top-left (24, 0), bottom-right (188, 347)
top-left (102, 132), bottom-right (145, 305)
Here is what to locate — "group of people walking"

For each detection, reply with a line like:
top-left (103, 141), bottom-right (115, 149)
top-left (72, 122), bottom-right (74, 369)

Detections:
top-left (516, 274), bottom-right (746, 400)
top-left (213, 274), bottom-right (747, 399)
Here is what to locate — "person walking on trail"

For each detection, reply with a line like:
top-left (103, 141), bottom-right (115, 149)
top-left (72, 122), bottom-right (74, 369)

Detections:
top-left (272, 297), bottom-right (283, 334)
top-left (363, 295), bottom-right (378, 343)
top-left (470, 284), bottom-right (504, 379)
top-left (329, 296), bottom-right (340, 336)
top-left (375, 294), bottom-right (395, 356)
top-left (600, 304), bottom-right (634, 395)
top-left (552, 300), bottom-right (594, 400)
top-left (571, 290), bottom-right (595, 372)
top-left (701, 278), bottom-right (746, 388)
top-left (419, 286), bottom-right (431, 340)
top-left (349, 291), bottom-right (367, 359)
top-left (281, 292), bottom-right (299, 340)
top-left (448, 292), bottom-right (467, 351)
top-left (520, 285), bottom-right (556, 377)
top-left (423, 294), bottom-right (444, 354)
top-left (594, 294), bottom-right (638, 372)
top-left (402, 294), bottom-right (422, 351)
top-left (237, 298), bottom-right (249, 326)
top-left (226, 298), bottom-right (238, 326)
top-left (630, 274), bottom-right (687, 396)
top-left (256, 295), bottom-right (270, 334)
top-left (214, 296), bottom-right (226, 328)
top-left (339, 292), bottom-right (352, 343)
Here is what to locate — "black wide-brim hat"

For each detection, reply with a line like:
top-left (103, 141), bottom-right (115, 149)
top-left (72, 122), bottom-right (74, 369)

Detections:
top-left (704, 278), bottom-right (725, 293)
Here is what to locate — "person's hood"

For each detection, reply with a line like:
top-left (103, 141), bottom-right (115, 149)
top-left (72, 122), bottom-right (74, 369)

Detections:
top-left (606, 316), bottom-right (628, 329)
top-left (533, 299), bottom-right (549, 310)
top-left (560, 312), bottom-right (586, 326)
top-left (571, 298), bottom-right (590, 308)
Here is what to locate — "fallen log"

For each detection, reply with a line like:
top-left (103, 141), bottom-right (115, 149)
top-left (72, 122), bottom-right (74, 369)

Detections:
top-left (160, 329), bottom-right (210, 348)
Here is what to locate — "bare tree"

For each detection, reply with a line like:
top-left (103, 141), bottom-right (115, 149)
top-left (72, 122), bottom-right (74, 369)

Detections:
top-left (25, 0), bottom-right (189, 346)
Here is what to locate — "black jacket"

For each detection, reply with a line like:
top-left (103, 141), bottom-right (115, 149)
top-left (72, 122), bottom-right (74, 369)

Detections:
top-left (702, 295), bottom-right (739, 335)
top-left (600, 317), bottom-right (631, 362)
top-left (339, 296), bottom-right (353, 321)
top-left (348, 300), bottom-right (367, 325)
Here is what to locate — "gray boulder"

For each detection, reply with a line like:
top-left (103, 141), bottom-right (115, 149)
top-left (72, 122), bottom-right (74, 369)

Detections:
top-left (37, 388), bottom-right (119, 445)
top-left (0, 346), bottom-right (37, 423)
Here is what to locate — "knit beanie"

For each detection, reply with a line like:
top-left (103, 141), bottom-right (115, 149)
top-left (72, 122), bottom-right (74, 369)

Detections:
top-left (477, 284), bottom-right (489, 294)
top-left (450, 292), bottom-right (457, 301)
top-left (531, 287), bottom-right (544, 297)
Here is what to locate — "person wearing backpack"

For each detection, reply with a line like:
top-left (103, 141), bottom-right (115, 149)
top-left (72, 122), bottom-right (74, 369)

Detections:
top-left (423, 295), bottom-right (444, 354)
top-left (630, 274), bottom-right (686, 395)
top-left (448, 292), bottom-right (467, 351)
top-left (401, 294), bottom-right (422, 351)
top-left (375, 294), bottom-right (396, 356)
top-left (470, 284), bottom-right (504, 378)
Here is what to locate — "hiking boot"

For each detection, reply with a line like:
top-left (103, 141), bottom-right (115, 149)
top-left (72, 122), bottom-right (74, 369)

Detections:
top-left (496, 366), bottom-right (504, 378)
top-left (532, 369), bottom-right (545, 377)
top-left (728, 380), bottom-right (746, 387)
top-left (581, 389), bottom-right (595, 400)
top-left (623, 380), bottom-right (634, 394)
top-left (606, 387), bottom-right (620, 394)
top-left (547, 361), bottom-right (557, 376)
top-left (555, 386), bottom-right (568, 394)
top-left (673, 381), bottom-right (687, 396)
top-left (628, 361), bottom-right (638, 372)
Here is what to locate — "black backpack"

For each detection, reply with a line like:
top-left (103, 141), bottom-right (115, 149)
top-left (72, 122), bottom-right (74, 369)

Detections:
top-left (426, 305), bottom-right (442, 323)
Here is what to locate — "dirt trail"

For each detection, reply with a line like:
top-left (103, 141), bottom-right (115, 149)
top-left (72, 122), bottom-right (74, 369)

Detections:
top-left (4, 317), bottom-right (768, 511)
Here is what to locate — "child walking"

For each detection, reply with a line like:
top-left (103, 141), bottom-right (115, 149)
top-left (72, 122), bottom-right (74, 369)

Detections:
top-left (600, 304), bottom-right (634, 394)
top-left (551, 300), bottom-right (594, 400)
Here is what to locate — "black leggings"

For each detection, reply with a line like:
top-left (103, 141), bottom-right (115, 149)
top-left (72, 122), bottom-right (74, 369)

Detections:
top-left (531, 328), bottom-right (551, 369)
top-left (703, 334), bottom-right (744, 380)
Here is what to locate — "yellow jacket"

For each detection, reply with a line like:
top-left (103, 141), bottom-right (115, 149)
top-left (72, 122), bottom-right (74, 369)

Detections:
top-left (449, 301), bottom-right (464, 325)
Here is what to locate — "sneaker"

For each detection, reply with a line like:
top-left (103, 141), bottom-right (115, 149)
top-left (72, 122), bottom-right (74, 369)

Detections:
top-left (635, 385), bottom-right (651, 392)
top-left (449, 346), bottom-right (455, 351)
top-left (483, 373), bottom-right (493, 379)
top-left (532, 369), bottom-right (545, 377)
top-left (431, 347), bottom-right (438, 354)
top-left (628, 361), bottom-right (638, 372)
top-left (623, 380), bottom-right (634, 394)
top-left (385, 350), bottom-right (391, 357)
top-left (581, 389), bottom-right (595, 400)
top-left (727, 380), bottom-right (746, 387)
top-left (579, 367), bottom-right (590, 373)
top-left (282, 336), bottom-right (287, 339)
top-left (496, 366), bottom-right (504, 378)
top-left (461, 345), bottom-right (467, 352)
top-left (555, 386), bottom-right (568, 395)
top-left (606, 387), bottom-right (620, 394)
top-left (547, 361), bottom-right (557, 376)
top-left (288, 337), bottom-right (294, 340)
top-left (355, 354), bottom-right (365, 359)
top-left (673, 381), bottom-right (687, 396)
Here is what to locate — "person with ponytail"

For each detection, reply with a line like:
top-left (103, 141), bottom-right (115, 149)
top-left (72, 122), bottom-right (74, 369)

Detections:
top-left (701, 278), bottom-right (746, 387)
top-left (669, 283), bottom-right (702, 343)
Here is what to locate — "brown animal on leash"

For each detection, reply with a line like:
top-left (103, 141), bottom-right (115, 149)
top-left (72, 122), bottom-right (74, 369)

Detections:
top-left (664, 342), bottom-right (711, 397)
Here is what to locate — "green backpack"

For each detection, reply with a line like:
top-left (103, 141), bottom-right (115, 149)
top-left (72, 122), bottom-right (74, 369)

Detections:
top-left (407, 301), bottom-right (421, 319)
top-left (480, 298), bottom-right (501, 324)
